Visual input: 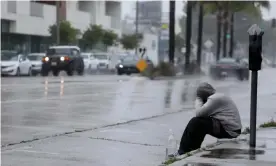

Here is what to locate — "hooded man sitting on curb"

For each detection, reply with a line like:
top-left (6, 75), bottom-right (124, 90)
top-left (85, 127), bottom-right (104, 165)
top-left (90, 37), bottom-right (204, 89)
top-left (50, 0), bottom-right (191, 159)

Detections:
top-left (169, 82), bottom-right (242, 157)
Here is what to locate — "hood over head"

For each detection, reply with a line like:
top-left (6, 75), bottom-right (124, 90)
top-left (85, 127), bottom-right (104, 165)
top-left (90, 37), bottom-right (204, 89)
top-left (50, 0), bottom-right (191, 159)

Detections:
top-left (196, 82), bottom-right (216, 103)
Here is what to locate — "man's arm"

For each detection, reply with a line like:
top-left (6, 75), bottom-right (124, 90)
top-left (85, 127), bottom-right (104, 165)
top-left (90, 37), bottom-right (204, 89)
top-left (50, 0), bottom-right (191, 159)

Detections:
top-left (195, 98), bottom-right (216, 117)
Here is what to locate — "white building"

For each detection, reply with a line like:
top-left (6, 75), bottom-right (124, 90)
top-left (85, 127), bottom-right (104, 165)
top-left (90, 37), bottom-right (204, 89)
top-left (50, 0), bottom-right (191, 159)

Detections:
top-left (1, 0), bottom-right (122, 52)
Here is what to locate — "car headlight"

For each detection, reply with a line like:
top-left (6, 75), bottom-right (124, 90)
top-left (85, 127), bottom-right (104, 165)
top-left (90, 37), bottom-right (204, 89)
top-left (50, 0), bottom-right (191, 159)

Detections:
top-left (119, 64), bottom-right (123, 68)
top-left (60, 56), bottom-right (65, 61)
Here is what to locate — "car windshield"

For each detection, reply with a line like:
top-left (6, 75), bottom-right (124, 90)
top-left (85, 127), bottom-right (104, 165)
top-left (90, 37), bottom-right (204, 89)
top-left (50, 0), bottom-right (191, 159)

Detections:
top-left (94, 54), bottom-right (108, 60)
top-left (218, 58), bottom-right (236, 64)
top-left (46, 48), bottom-right (78, 56)
top-left (81, 54), bottom-right (89, 59)
top-left (28, 54), bottom-right (43, 61)
top-left (122, 56), bottom-right (139, 63)
top-left (1, 51), bottom-right (18, 61)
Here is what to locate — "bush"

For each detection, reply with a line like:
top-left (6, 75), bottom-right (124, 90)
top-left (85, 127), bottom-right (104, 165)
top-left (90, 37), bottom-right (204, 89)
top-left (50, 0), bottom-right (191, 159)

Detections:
top-left (260, 119), bottom-right (276, 128)
top-left (141, 62), bottom-right (176, 79)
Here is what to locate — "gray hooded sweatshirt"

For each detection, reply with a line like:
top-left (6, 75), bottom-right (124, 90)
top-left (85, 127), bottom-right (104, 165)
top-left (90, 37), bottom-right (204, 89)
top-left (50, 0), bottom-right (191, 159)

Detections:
top-left (195, 83), bottom-right (242, 137)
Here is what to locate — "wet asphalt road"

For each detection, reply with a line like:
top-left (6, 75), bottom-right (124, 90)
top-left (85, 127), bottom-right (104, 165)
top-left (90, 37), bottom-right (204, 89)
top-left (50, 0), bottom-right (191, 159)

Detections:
top-left (1, 68), bottom-right (276, 166)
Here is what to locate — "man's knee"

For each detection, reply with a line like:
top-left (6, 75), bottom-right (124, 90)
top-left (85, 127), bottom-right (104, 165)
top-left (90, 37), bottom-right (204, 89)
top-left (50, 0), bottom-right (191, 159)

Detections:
top-left (187, 117), bottom-right (212, 129)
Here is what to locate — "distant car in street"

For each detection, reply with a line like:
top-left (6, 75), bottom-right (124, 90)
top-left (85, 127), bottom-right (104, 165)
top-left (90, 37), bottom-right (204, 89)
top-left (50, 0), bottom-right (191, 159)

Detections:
top-left (209, 58), bottom-right (249, 81)
top-left (116, 56), bottom-right (140, 75)
top-left (27, 53), bottom-right (45, 75)
top-left (41, 46), bottom-right (84, 76)
top-left (1, 50), bottom-right (32, 76)
top-left (81, 52), bottom-right (98, 71)
top-left (92, 52), bottom-right (111, 69)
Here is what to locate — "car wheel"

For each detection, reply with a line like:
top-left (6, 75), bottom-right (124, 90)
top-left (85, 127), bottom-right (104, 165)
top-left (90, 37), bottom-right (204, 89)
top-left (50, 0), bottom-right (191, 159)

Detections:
top-left (52, 70), bottom-right (59, 76)
top-left (66, 63), bottom-right (74, 76)
top-left (16, 67), bottom-right (21, 76)
top-left (117, 70), bottom-right (123, 75)
top-left (28, 67), bottom-right (32, 76)
top-left (77, 62), bottom-right (84, 76)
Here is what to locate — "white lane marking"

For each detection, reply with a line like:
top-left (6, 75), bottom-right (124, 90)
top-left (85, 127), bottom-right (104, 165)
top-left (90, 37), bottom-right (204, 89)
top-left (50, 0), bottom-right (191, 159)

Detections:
top-left (14, 150), bottom-right (59, 155)
top-left (99, 129), bottom-right (142, 134)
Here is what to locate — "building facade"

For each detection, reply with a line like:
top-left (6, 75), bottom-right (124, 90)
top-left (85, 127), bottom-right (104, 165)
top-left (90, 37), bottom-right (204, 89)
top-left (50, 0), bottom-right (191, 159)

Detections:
top-left (1, 0), bottom-right (122, 52)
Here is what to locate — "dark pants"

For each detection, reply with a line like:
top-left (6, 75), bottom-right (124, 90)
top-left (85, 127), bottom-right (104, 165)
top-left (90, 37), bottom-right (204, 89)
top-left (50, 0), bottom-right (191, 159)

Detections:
top-left (178, 117), bottom-right (240, 155)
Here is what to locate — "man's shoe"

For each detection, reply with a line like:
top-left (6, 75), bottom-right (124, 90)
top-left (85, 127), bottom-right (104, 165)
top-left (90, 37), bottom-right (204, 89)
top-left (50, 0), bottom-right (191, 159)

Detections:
top-left (168, 152), bottom-right (180, 158)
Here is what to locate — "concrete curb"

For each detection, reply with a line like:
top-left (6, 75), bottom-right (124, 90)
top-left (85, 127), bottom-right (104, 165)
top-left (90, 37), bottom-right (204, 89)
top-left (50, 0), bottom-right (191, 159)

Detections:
top-left (160, 133), bottom-right (255, 166)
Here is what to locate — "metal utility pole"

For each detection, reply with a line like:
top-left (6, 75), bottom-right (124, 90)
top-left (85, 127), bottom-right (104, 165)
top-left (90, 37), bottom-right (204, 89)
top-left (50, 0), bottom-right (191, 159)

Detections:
top-left (272, 18), bottom-right (276, 67)
top-left (168, 0), bottom-right (175, 63)
top-left (56, 1), bottom-right (61, 45)
top-left (135, 1), bottom-right (139, 55)
top-left (196, 3), bottom-right (203, 70)
top-left (185, 1), bottom-right (192, 72)
top-left (216, 9), bottom-right (222, 61)
top-left (229, 13), bottom-right (234, 57)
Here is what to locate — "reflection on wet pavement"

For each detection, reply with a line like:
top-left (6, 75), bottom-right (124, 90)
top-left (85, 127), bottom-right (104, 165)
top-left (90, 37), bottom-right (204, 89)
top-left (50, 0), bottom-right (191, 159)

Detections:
top-left (201, 148), bottom-right (265, 160)
top-left (1, 76), bottom-right (200, 146)
top-left (183, 163), bottom-right (220, 166)
top-left (2, 68), bottom-right (276, 166)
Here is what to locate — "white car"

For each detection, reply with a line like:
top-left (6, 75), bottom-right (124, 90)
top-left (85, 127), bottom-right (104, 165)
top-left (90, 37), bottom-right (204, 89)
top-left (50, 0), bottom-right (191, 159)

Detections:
top-left (1, 51), bottom-right (33, 76)
top-left (93, 53), bottom-right (111, 69)
top-left (81, 52), bottom-right (98, 71)
top-left (28, 53), bottom-right (45, 75)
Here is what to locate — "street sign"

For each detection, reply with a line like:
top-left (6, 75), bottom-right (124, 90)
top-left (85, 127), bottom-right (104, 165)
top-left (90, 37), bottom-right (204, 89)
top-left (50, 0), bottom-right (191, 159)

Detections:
top-left (204, 40), bottom-right (213, 49)
top-left (161, 23), bottom-right (168, 29)
top-left (136, 59), bottom-right (148, 72)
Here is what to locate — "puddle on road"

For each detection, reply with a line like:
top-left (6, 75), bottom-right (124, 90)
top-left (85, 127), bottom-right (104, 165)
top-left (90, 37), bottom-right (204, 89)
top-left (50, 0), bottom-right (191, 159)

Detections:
top-left (201, 148), bottom-right (265, 160)
top-left (183, 163), bottom-right (220, 166)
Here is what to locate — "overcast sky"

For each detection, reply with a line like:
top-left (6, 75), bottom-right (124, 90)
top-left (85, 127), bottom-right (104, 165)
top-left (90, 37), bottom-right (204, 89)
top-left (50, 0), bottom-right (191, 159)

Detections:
top-left (121, 1), bottom-right (276, 20)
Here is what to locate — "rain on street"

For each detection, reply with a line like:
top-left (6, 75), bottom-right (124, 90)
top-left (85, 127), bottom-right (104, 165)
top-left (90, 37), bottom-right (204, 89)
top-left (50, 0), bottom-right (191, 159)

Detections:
top-left (1, 68), bottom-right (276, 166)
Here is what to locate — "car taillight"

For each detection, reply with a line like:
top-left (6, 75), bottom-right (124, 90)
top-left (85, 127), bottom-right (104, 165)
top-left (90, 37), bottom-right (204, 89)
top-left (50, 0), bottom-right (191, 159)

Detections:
top-left (42, 57), bottom-right (49, 62)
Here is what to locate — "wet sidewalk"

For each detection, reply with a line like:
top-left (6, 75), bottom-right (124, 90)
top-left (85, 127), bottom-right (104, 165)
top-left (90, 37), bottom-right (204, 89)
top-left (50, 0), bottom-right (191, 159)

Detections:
top-left (169, 128), bottom-right (276, 166)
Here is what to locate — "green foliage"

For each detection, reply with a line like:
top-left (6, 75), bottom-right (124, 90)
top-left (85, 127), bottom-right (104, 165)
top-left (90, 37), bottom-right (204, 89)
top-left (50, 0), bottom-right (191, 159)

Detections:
top-left (102, 30), bottom-right (118, 47)
top-left (82, 25), bottom-right (118, 49)
top-left (82, 24), bottom-right (105, 49)
top-left (48, 20), bottom-right (79, 45)
top-left (260, 119), bottom-right (276, 128)
top-left (162, 158), bottom-right (181, 165)
top-left (120, 33), bottom-right (143, 50)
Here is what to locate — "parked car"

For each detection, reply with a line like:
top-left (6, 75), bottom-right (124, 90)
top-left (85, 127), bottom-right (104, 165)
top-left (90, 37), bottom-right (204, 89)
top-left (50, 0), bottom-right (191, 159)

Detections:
top-left (93, 52), bottom-right (111, 69)
top-left (81, 52), bottom-right (97, 71)
top-left (209, 58), bottom-right (249, 81)
top-left (1, 50), bottom-right (32, 76)
top-left (116, 56), bottom-right (141, 75)
top-left (27, 53), bottom-right (45, 75)
top-left (41, 46), bottom-right (84, 76)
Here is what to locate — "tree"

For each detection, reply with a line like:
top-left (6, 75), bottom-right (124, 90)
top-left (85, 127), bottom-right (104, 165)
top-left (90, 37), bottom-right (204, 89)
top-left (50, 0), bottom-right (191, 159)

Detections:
top-left (48, 20), bottom-right (79, 45)
top-left (82, 24), bottom-right (105, 49)
top-left (102, 30), bottom-right (118, 47)
top-left (175, 33), bottom-right (185, 51)
top-left (120, 33), bottom-right (143, 50)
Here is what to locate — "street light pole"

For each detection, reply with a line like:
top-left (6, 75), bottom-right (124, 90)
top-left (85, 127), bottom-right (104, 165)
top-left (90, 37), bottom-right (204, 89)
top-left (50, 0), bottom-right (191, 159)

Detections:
top-left (196, 3), bottom-right (203, 70)
top-left (56, 1), bottom-right (61, 45)
top-left (168, 0), bottom-right (175, 64)
top-left (185, 1), bottom-right (192, 72)
top-left (135, 1), bottom-right (139, 55)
